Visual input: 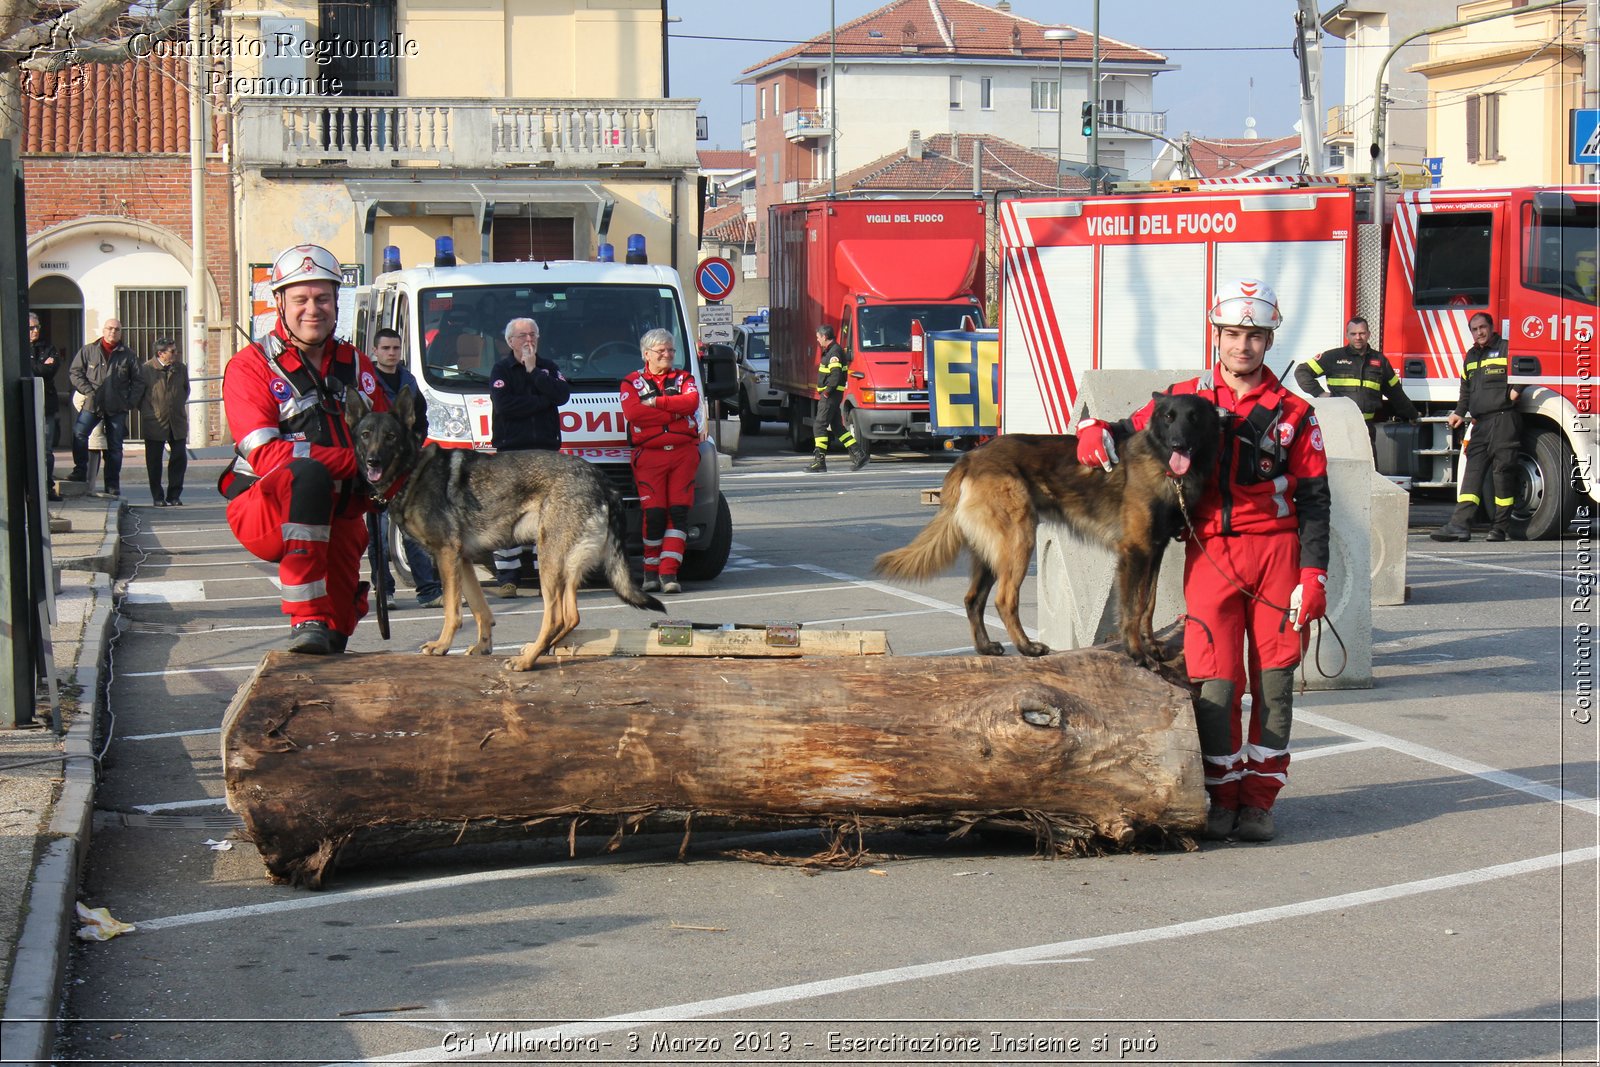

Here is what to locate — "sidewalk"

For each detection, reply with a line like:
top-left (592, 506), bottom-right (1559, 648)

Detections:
top-left (0, 481), bottom-right (123, 1066)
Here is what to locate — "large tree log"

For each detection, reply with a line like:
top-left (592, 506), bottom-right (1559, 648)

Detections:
top-left (222, 645), bottom-right (1206, 888)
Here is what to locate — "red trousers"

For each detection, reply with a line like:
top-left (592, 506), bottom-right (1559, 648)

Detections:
top-left (1183, 528), bottom-right (1302, 810)
top-left (632, 444), bottom-right (697, 578)
top-left (226, 460), bottom-right (369, 635)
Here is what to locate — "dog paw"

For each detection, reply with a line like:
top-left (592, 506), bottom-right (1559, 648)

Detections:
top-left (976, 642), bottom-right (1006, 656)
top-left (465, 642), bottom-right (493, 656)
top-left (1018, 641), bottom-right (1052, 657)
top-left (419, 641), bottom-right (451, 656)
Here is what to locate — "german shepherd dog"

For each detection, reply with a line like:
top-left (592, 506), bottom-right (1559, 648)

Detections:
top-left (874, 392), bottom-right (1220, 665)
top-left (345, 387), bottom-right (665, 671)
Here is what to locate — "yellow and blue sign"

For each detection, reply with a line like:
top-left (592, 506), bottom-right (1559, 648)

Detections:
top-left (926, 329), bottom-right (1000, 435)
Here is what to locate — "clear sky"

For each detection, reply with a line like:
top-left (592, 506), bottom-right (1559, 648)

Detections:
top-left (668, 0), bottom-right (1346, 152)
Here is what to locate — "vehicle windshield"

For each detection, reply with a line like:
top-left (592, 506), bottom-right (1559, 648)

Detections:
top-left (743, 331), bottom-right (769, 361)
top-left (855, 304), bottom-right (984, 352)
top-left (418, 283), bottom-right (687, 390)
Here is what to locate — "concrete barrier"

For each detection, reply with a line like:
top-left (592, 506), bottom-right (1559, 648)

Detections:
top-left (1035, 370), bottom-right (1373, 690)
top-left (1369, 469), bottom-right (1410, 607)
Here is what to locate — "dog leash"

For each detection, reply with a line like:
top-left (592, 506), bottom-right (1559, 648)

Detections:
top-left (1173, 480), bottom-right (1347, 684)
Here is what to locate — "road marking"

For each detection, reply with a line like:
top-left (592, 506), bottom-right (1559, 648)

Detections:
top-left (132, 797), bottom-right (228, 813)
top-left (122, 664), bottom-right (260, 678)
top-left (123, 726), bottom-right (223, 741)
top-left (134, 829), bottom-right (829, 932)
top-left (124, 580), bottom-right (207, 604)
top-left (333, 846), bottom-right (1600, 1066)
top-left (1411, 552), bottom-right (1580, 584)
top-left (1297, 709), bottom-right (1598, 813)
top-left (1289, 740), bottom-right (1379, 761)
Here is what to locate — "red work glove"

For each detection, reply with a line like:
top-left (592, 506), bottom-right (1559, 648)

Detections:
top-left (1293, 568), bottom-right (1328, 631)
top-left (1075, 418), bottom-right (1119, 471)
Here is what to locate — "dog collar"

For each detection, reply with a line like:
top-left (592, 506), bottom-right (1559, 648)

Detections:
top-left (371, 469), bottom-right (410, 508)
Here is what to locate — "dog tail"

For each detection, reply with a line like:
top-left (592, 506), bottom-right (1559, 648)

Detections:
top-left (872, 467), bottom-right (968, 582)
top-left (603, 492), bottom-right (667, 614)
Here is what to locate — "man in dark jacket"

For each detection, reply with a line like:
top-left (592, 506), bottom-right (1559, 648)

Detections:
top-left (1431, 312), bottom-right (1523, 542)
top-left (29, 313), bottom-right (63, 500)
top-left (367, 328), bottom-right (444, 609)
top-left (138, 337), bottom-right (190, 506)
top-left (1294, 317), bottom-right (1417, 445)
top-left (67, 317), bottom-right (144, 495)
top-left (488, 317), bottom-right (572, 596)
top-left (808, 324), bottom-right (868, 473)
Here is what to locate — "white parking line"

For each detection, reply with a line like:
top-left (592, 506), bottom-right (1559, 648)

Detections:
top-left (123, 726), bottom-right (223, 741)
top-left (331, 845), bottom-right (1600, 1066)
top-left (132, 797), bottom-right (228, 813)
top-left (1297, 709), bottom-right (1598, 813)
top-left (1410, 551), bottom-right (1579, 583)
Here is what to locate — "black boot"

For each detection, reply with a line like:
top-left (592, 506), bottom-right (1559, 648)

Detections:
top-left (806, 451), bottom-right (827, 473)
top-left (848, 441), bottom-right (870, 471)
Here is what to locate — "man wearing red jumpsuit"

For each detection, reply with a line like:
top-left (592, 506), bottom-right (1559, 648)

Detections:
top-left (1076, 279), bottom-right (1332, 842)
top-left (619, 328), bottom-right (701, 595)
top-left (219, 244), bottom-right (388, 654)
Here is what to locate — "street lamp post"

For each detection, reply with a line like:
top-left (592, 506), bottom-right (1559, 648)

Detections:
top-left (1042, 27), bottom-right (1076, 193)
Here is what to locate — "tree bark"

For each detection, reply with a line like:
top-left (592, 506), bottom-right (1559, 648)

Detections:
top-left (223, 647), bottom-right (1206, 888)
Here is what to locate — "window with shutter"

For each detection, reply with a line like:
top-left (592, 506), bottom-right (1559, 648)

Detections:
top-left (1484, 93), bottom-right (1502, 159)
top-left (1465, 94), bottom-right (1480, 163)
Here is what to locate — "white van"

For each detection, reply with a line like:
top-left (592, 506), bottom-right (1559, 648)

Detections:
top-left (353, 257), bottom-right (737, 581)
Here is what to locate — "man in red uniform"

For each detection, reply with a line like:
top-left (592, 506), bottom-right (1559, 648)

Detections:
top-left (219, 244), bottom-right (388, 654)
top-left (619, 328), bottom-right (701, 594)
top-left (1077, 279), bottom-right (1332, 842)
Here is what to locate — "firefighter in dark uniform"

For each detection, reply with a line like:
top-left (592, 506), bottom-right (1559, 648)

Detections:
top-left (1294, 316), bottom-right (1417, 444)
top-left (808, 324), bottom-right (869, 473)
top-left (1431, 312), bottom-right (1522, 543)
top-left (218, 244), bottom-right (389, 654)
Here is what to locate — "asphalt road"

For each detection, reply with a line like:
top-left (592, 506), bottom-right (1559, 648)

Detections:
top-left (56, 425), bottom-right (1597, 1065)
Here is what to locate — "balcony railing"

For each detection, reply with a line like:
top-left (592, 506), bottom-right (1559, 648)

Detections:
top-left (741, 119), bottom-right (756, 149)
top-left (1097, 110), bottom-right (1166, 137)
top-left (1326, 103), bottom-right (1356, 139)
top-left (739, 188), bottom-right (756, 210)
top-left (235, 97), bottom-right (700, 169)
top-left (784, 107), bottom-right (834, 141)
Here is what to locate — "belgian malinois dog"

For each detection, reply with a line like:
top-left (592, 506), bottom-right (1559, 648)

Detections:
top-left (874, 391), bottom-right (1220, 665)
top-left (346, 386), bottom-right (664, 671)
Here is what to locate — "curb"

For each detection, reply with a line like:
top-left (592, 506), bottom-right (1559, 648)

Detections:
top-left (0, 551), bottom-right (117, 1063)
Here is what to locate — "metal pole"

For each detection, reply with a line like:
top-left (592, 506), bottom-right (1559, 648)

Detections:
top-left (1090, 0), bottom-right (1100, 192)
top-left (188, 0), bottom-right (208, 448)
top-left (1587, 0), bottom-right (1598, 183)
top-left (830, 0), bottom-right (837, 197)
top-left (1295, 0), bottom-right (1325, 175)
top-left (1056, 40), bottom-right (1064, 193)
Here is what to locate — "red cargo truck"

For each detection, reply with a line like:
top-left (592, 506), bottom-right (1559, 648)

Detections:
top-left (768, 199), bottom-right (986, 451)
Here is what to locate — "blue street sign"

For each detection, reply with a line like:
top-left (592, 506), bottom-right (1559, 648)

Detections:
top-left (695, 258), bottom-right (735, 301)
top-left (1423, 156), bottom-right (1443, 188)
top-left (1572, 109), bottom-right (1600, 166)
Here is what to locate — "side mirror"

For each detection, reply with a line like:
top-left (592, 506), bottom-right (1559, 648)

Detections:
top-left (698, 343), bottom-right (739, 401)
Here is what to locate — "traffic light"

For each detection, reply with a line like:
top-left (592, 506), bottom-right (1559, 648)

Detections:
top-left (1080, 101), bottom-right (1095, 137)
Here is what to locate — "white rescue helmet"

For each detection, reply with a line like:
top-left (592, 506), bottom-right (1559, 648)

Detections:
top-left (1208, 278), bottom-right (1283, 331)
top-left (269, 244), bottom-right (343, 294)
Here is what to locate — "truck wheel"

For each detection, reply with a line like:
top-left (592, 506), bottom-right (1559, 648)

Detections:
top-left (847, 407), bottom-right (874, 453)
top-left (740, 401), bottom-right (760, 436)
top-left (788, 399), bottom-right (811, 453)
top-left (1506, 426), bottom-right (1578, 541)
top-left (679, 493), bottom-right (732, 580)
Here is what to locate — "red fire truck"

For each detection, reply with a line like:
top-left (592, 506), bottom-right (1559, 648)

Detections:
top-left (768, 198), bottom-right (986, 452)
top-left (997, 177), bottom-right (1598, 539)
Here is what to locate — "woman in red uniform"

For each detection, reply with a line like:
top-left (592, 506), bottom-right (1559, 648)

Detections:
top-left (619, 328), bottom-right (701, 594)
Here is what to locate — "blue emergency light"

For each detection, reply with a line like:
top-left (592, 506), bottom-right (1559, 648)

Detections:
top-left (597, 243), bottom-right (615, 263)
top-left (625, 234), bottom-right (647, 264)
top-left (381, 245), bottom-right (402, 273)
top-left (434, 236), bottom-right (456, 268)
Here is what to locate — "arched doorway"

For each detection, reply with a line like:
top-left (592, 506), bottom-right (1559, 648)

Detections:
top-left (28, 274), bottom-right (83, 446)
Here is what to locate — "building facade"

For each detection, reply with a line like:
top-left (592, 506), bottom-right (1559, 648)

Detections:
top-left (736, 0), bottom-right (1169, 286)
top-left (1411, 0), bottom-right (1590, 187)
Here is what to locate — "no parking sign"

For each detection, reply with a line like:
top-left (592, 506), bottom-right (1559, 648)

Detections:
top-left (695, 257), bottom-right (736, 302)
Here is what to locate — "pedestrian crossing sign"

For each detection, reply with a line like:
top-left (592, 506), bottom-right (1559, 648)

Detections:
top-left (1573, 109), bottom-right (1600, 166)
